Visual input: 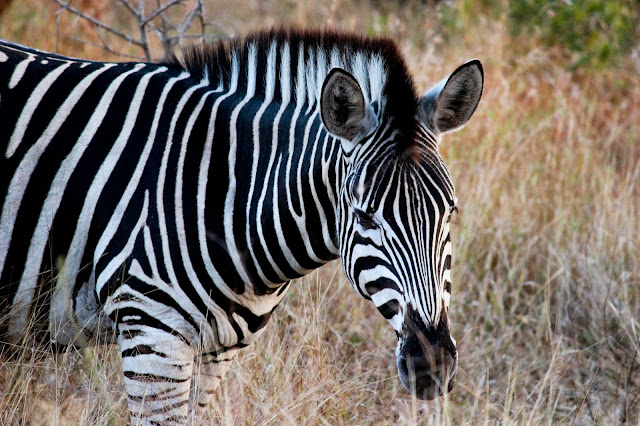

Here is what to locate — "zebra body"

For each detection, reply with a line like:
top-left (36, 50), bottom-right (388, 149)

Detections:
top-left (0, 30), bottom-right (483, 423)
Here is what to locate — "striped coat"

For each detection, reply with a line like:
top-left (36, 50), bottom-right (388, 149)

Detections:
top-left (0, 29), bottom-right (483, 423)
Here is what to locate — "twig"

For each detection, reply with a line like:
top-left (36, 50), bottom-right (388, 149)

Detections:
top-left (118, 0), bottom-right (138, 17)
top-left (52, 0), bottom-right (144, 48)
top-left (142, 0), bottom-right (184, 26)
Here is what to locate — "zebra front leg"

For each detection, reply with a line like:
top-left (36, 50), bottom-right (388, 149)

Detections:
top-left (191, 350), bottom-right (236, 413)
top-left (118, 321), bottom-right (195, 425)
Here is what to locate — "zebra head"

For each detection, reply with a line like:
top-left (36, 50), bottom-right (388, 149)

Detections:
top-left (320, 60), bottom-right (483, 399)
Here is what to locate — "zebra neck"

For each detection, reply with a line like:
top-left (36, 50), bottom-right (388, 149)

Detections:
top-left (195, 66), bottom-right (344, 294)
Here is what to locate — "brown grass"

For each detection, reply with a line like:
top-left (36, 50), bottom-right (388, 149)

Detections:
top-left (1, 0), bottom-right (639, 424)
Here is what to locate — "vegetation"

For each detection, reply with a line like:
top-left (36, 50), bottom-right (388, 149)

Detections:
top-left (439, 0), bottom-right (639, 69)
top-left (508, 0), bottom-right (638, 68)
top-left (0, 0), bottom-right (638, 424)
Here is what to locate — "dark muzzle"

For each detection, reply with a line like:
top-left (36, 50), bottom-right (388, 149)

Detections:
top-left (397, 311), bottom-right (457, 400)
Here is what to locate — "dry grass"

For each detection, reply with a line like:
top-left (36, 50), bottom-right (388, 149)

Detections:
top-left (1, 0), bottom-right (639, 424)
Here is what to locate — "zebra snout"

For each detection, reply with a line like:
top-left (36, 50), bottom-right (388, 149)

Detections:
top-left (396, 316), bottom-right (458, 400)
top-left (396, 344), bottom-right (457, 400)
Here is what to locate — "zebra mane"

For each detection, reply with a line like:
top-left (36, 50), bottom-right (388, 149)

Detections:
top-left (166, 28), bottom-right (419, 153)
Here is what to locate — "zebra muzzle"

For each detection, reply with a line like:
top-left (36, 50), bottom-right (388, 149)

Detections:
top-left (396, 313), bottom-right (457, 400)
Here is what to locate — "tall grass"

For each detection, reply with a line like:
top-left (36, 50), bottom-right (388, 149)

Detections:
top-left (1, 0), bottom-right (638, 424)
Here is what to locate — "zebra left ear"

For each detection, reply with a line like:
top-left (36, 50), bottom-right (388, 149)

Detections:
top-left (419, 59), bottom-right (484, 135)
top-left (320, 68), bottom-right (377, 147)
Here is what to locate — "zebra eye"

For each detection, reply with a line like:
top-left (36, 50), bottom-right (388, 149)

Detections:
top-left (354, 209), bottom-right (378, 229)
top-left (447, 206), bottom-right (459, 224)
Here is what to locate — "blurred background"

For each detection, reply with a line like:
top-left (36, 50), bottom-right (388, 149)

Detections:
top-left (0, 1), bottom-right (639, 424)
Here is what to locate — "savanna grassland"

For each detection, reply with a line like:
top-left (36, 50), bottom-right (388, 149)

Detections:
top-left (0, 1), bottom-right (639, 424)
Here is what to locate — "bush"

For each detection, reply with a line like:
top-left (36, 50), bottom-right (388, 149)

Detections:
top-left (508, 0), bottom-right (638, 68)
top-left (436, 0), bottom-right (638, 69)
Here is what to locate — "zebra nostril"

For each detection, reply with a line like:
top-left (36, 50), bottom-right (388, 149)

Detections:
top-left (403, 355), bottom-right (432, 381)
top-left (407, 354), bottom-right (429, 372)
top-left (397, 354), bottom-right (442, 400)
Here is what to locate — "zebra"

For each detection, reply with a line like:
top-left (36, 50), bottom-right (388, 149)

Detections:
top-left (0, 29), bottom-right (483, 423)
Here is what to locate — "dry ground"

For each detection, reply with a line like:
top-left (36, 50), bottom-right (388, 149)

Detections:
top-left (0, 1), bottom-right (639, 424)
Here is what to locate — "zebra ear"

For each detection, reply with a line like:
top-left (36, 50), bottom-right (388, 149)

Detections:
top-left (320, 68), bottom-right (375, 143)
top-left (419, 59), bottom-right (483, 135)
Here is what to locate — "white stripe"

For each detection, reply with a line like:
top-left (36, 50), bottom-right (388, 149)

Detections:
top-left (8, 52), bottom-right (35, 89)
top-left (304, 48), bottom-right (317, 114)
top-left (371, 287), bottom-right (402, 308)
top-left (142, 225), bottom-right (160, 280)
top-left (223, 47), bottom-right (257, 292)
top-left (351, 52), bottom-right (370, 104)
top-left (368, 54), bottom-right (386, 107)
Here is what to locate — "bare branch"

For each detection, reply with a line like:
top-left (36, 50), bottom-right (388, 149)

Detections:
top-left (92, 21), bottom-right (143, 61)
top-left (137, 0), bottom-right (144, 18)
top-left (197, 0), bottom-right (206, 45)
top-left (52, 0), bottom-right (144, 48)
top-left (119, 0), bottom-right (139, 18)
top-left (179, 0), bottom-right (203, 38)
top-left (52, 0), bottom-right (224, 62)
top-left (142, 0), bottom-right (185, 27)
top-left (151, 0), bottom-right (174, 59)
top-left (148, 24), bottom-right (173, 59)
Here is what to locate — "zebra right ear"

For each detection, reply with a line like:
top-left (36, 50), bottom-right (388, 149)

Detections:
top-left (419, 59), bottom-right (483, 135)
top-left (320, 68), bottom-right (376, 145)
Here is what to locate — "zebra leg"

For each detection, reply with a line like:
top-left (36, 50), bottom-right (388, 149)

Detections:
top-left (191, 350), bottom-right (235, 413)
top-left (118, 321), bottom-right (195, 425)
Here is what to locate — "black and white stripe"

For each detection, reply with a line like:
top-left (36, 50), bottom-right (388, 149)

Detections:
top-left (0, 29), bottom-right (483, 423)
